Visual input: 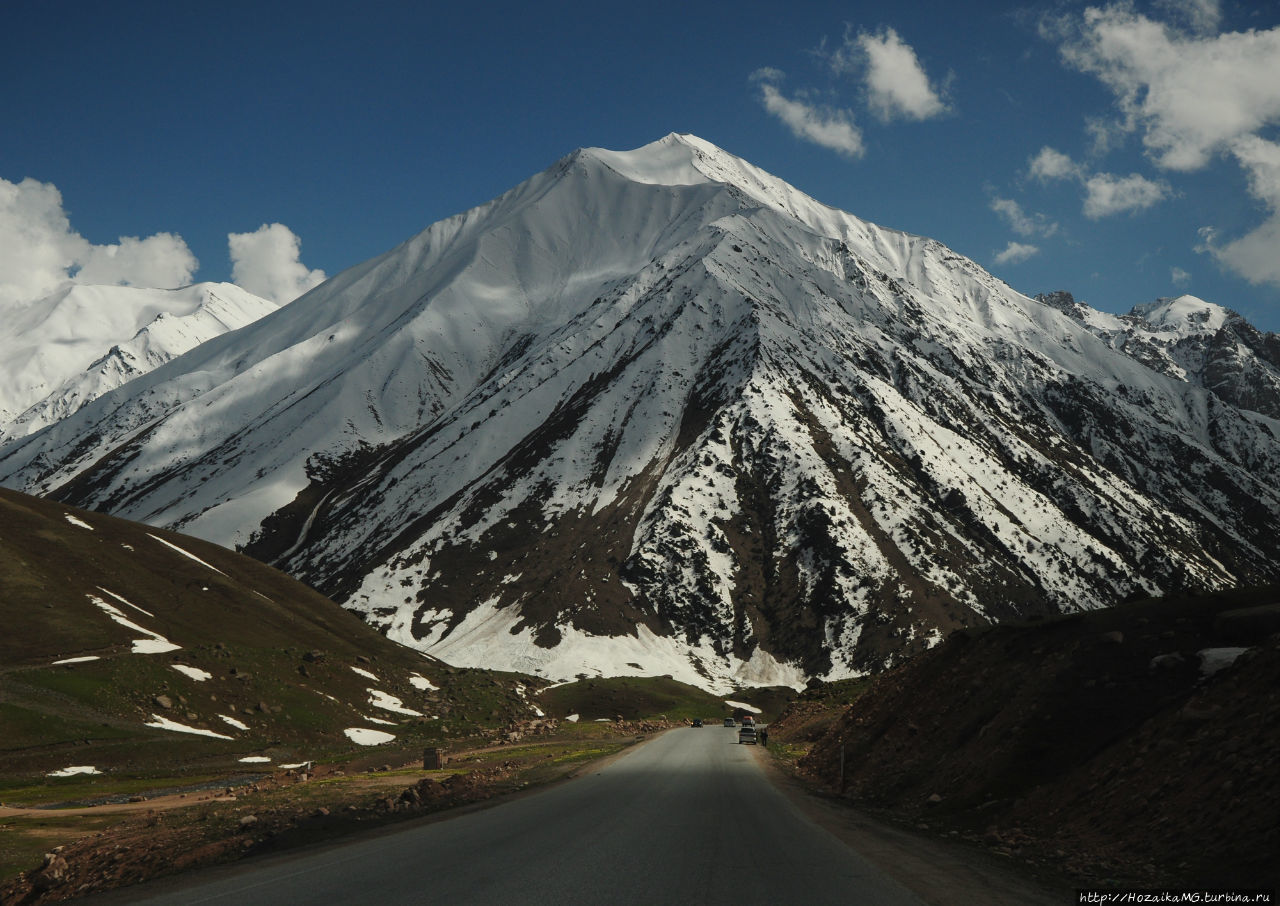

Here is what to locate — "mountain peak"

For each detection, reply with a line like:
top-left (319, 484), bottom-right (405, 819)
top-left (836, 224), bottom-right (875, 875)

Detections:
top-left (576, 133), bottom-right (847, 233)
top-left (578, 134), bottom-right (711, 187)
top-left (4, 137), bottom-right (1279, 692)
top-left (1127, 295), bottom-right (1237, 335)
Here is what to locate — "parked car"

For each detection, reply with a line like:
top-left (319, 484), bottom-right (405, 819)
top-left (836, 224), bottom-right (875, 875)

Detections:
top-left (738, 725), bottom-right (758, 744)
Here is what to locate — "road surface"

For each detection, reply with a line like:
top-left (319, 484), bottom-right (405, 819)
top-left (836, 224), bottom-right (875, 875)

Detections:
top-left (124, 727), bottom-right (929, 905)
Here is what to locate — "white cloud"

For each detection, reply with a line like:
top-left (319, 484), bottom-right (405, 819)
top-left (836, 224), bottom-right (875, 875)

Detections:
top-left (1171, 266), bottom-right (1191, 285)
top-left (1154, 0), bottom-right (1221, 35)
top-left (842, 28), bottom-right (948, 122)
top-left (1197, 136), bottom-right (1280, 287)
top-left (1024, 147), bottom-right (1169, 220)
top-left (1082, 171), bottom-right (1171, 218)
top-left (75, 233), bottom-right (197, 289)
top-left (1028, 146), bottom-right (1083, 182)
top-left (1047, 4), bottom-right (1280, 287)
top-left (0, 176), bottom-right (197, 311)
top-left (993, 241), bottom-right (1039, 265)
top-left (1230, 135), bottom-right (1280, 209)
top-left (990, 197), bottom-right (1058, 237)
top-left (751, 70), bottom-right (864, 158)
top-left (228, 223), bottom-right (326, 304)
top-left (1200, 216), bottom-right (1280, 287)
top-left (0, 177), bottom-right (82, 309)
top-left (1052, 5), bottom-right (1280, 171)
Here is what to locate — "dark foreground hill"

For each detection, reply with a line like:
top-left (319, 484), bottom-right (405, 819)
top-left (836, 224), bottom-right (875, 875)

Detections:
top-left (772, 586), bottom-right (1280, 887)
top-left (0, 487), bottom-right (540, 780)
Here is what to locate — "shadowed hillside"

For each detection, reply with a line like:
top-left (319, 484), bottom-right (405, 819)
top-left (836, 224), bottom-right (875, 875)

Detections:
top-left (773, 587), bottom-right (1280, 887)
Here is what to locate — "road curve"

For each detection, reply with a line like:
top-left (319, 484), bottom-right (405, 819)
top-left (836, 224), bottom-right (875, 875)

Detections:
top-left (126, 727), bottom-right (925, 905)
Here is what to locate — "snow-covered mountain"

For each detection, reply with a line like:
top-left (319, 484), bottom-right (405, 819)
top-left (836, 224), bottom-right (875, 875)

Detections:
top-left (0, 282), bottom-right (277, 441)
top-left (2, 134), bottom-right (1278, 692)
top-left (1037, 291), bottom-right (1280, 420)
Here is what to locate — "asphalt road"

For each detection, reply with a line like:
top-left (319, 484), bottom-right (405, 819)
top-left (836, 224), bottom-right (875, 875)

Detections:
top-left (127, 727), bottom-right (926, 905)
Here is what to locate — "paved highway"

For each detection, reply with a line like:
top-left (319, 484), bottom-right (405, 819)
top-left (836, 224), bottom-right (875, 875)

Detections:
top-left (128, 727), bottom-right (925, 905)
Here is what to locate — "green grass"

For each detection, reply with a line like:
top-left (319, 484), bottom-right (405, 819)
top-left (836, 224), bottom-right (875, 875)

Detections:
top-left (534, 674), bottom-right (798, 723)
top-left (0, 813), bottom-right (119, 882)
top-left (0, 703), bottom-right (136, 751)
top-left (0, 771), bottom-right (229, 808)
top-left (537, 675), bottom-right (730, 722)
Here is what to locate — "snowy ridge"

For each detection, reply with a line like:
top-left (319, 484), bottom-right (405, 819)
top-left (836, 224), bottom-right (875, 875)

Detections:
top-left (1038, 291), bottom-right (1280, 420)
top-left (0, 282), bottom-right (276, 440)
top-left (2, 135), bottom-right (1278, 692)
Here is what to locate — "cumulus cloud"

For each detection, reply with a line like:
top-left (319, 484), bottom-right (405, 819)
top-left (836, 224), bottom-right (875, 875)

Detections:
top-left (228, 223), bottom-right (327, 305)
top-left (993, 241), bottom-right (1040, 265)
top-left (1197, 136), bottom-right (1280, 286)
top-left (1230, 135), bottom-right (1280, 209)
top-left (1023, 147), bottom-right (1170, 219)
top-left (751, 69), bottom-right (864, 158)
top-left (0, 175), bottom-right (197, 311)
top-left (990, 197), bottom-right (1058, 237)
top-left (1199, 217), bottom-right (1280, 287)
top-left (1050, 5), bottom-right (1280, 171)
top-left (846, 27), bottom-right (949, 122)
top-left (1028, 146), bottom-right (1083, 182)
top-left (0, 177), bottom-right (81, 308)
top-left (1082, 171), bottom-right (1172, 218)
top-left (1048, 3), bottom-right (1280, 285)
top-left (75, 233), bottom-right (197, 288)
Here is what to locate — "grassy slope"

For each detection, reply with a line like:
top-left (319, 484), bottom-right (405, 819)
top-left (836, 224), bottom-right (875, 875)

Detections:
top-left (535, 674), bottom-right (794, 723)
top-left (0, 487), bottom-right (544, 783)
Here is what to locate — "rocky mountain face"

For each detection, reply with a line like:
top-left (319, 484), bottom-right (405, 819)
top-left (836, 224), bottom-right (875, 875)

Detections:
top-left (1036, 290), bottom-right (1280, 420)
top-left (0, 281), bottom-right (277, 441)
top-left (2, 135), bottom-right (1278, 692)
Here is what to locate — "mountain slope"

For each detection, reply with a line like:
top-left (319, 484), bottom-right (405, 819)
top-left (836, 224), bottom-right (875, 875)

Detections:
top-left (2, 134), bottom-right (1278, 692)
top-left (0, 282), bottom-right (277, 441)
top-left (1037, 290), bottom-right (1280, 420)
top-left (0, 486), bottom-right (524, 778)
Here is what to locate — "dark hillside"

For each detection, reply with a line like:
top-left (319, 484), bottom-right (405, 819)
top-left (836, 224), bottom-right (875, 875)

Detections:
top-left (789, 587), bottom-right (1280, 886)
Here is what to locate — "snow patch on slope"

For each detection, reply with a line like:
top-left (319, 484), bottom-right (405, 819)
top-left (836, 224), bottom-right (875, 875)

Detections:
top-left (398, 597), bottom-right (804, 694)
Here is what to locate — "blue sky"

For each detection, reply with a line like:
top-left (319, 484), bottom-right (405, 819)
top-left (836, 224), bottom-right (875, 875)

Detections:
top-left (2, 0), bottom-right (1278, 329)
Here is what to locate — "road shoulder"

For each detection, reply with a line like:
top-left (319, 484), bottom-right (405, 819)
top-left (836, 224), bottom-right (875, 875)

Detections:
top-left (756, 747), bottom-right (1071, 906)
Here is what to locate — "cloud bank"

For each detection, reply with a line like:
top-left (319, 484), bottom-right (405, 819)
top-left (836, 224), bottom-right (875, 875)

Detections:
top-left (1048, 2), bottom-right (1280, 286)
top-left (1, 176), bottom-right (326, 311)
top-left (0, 176), bottom-right (197, 310)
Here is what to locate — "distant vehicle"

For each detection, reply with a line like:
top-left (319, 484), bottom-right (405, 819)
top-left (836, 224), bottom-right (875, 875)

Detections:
top-left (738, 725), bottom-right (758, 744)
top-left (741, 715), bottom-right (755, 725)
top-left (692, 719), bottom-right (703, 727)
top-left (724, 717), bottom-right (735, 727)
